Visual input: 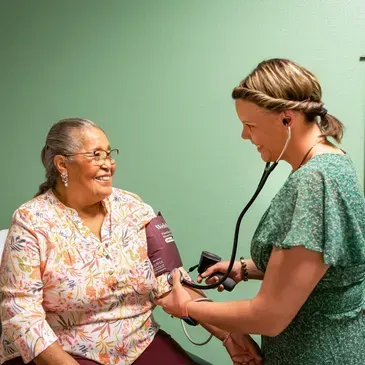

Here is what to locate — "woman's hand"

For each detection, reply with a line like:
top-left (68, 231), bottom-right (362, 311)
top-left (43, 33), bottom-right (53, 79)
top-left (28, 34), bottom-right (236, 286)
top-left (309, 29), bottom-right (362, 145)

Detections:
top-left (154, 269), bottom-right (193, 318)
top-left (197, 261), bottom-right (243, 292)
top-left (224, 332), bottom-right (262, 365)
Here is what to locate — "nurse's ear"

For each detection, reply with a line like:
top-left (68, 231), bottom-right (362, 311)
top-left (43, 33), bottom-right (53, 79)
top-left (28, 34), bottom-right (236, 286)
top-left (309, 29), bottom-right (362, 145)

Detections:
top-left (280, 110), bottom-right (295, 127)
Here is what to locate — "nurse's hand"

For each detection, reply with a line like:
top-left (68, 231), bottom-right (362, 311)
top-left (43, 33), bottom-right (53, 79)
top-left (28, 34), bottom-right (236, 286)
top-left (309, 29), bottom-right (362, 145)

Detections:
top-left (197, 260), bottom-right (242, 292)
top-left (224, 332), bottom-right (263, 365)
top-left (154, 269), bottom-right (193, 318)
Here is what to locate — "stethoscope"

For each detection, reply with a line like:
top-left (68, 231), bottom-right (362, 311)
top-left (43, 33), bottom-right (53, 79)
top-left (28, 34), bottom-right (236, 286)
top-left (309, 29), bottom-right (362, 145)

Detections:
top-left (179, 125), bottom-right (292, 290)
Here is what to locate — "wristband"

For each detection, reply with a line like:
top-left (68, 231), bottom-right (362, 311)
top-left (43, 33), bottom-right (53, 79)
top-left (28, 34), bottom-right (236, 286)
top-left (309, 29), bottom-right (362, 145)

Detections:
top-left (240, 257), bottom-right (249, 282)
top-left (181, 298), bottom-right (213, 326)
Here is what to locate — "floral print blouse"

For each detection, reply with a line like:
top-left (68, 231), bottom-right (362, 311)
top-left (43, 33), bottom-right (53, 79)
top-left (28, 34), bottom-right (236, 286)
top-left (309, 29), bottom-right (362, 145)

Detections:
top-left (0, 188), bottom-right (185, 364)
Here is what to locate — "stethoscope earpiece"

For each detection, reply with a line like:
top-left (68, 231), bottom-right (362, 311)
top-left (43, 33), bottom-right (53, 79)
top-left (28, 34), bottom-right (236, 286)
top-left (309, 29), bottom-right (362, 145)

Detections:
top-left (283, 117), bottom-right (291, 126)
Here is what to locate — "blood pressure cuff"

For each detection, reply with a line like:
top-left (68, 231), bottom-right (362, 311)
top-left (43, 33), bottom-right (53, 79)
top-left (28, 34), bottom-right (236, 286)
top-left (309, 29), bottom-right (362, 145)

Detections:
top-left (146, 212), bottom-right (183, 277)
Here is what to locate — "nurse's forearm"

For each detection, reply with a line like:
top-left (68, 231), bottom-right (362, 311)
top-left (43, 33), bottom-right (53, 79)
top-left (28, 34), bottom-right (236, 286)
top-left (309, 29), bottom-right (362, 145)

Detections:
top-left (246, 259), bottom-right (265, 280)
top-left (186, 298), bottom-right (277, 336)
top-left (184, 286), bottom-right (228, 341)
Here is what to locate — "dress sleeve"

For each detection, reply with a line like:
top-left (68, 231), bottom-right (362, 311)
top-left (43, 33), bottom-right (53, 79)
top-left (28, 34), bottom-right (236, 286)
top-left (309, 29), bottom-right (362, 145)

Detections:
top-left (274, 169), bottom-right (365, 266)
top-left (0, 209), bottom-right (58, 363)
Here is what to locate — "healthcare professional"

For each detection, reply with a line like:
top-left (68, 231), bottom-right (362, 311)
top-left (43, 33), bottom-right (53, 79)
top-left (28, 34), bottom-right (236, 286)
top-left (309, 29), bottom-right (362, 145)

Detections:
top-left (155, 58), bottom-right (365, 365)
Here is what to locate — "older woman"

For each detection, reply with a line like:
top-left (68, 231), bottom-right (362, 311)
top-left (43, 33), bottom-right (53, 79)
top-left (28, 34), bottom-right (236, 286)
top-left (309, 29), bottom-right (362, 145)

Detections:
top-left (0, 118), bottom-right (262, 365)
top-left (155, 59), bottom-right (365, 365)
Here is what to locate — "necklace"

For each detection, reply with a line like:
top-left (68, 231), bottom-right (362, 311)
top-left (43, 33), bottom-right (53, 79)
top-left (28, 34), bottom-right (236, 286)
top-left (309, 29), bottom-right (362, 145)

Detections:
top-left (296, 138), bottom-right (325, 171)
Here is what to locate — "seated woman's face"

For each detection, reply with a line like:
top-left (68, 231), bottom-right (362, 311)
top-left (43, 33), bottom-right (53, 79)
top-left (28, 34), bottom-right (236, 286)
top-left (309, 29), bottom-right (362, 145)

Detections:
top-left (66, 127), bottom-right (116, 202)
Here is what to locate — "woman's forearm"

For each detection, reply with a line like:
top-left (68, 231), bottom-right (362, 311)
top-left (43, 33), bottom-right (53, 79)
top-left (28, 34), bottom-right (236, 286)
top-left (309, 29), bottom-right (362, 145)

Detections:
top-left (186, 298), bottom-right (276, 336)
top-left (246, 259), bottom-right (265, 280)
top-left (33, 342), bottom-right (79, 365)
top-left (199, 322), bottom-right (227, 341)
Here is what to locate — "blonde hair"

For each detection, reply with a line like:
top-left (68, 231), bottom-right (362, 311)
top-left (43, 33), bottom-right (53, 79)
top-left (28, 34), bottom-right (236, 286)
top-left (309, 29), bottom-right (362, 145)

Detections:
top-left (232, 58), bottom-right (344, 142)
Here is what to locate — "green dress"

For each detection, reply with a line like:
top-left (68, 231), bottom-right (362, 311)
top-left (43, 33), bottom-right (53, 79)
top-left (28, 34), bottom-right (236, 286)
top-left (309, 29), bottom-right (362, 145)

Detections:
top-left (251, 154), bottom-right (365, 365)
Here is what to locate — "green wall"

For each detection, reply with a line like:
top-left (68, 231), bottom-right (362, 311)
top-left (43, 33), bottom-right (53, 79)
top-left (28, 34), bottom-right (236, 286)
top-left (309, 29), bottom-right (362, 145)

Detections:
top-left (1, 1), bottom-right (364, 364)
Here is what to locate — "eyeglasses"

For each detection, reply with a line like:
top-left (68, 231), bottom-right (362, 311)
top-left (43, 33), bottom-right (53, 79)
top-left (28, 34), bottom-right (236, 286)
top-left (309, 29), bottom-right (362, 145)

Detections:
top-left (65, 149), bottom-right (119, 166)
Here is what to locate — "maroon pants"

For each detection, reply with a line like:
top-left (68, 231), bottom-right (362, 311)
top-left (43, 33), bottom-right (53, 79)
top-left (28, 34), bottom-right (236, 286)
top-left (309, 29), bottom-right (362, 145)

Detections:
top-left (3, 355), bottom-right (100, 365)
top-left (4, 330), bottom-right (197, 365)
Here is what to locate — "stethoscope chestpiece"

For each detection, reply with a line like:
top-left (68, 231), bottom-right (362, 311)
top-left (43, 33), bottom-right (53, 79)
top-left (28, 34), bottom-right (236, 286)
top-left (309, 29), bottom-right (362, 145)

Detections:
top-left (167, 269), bottom-right (184, 285)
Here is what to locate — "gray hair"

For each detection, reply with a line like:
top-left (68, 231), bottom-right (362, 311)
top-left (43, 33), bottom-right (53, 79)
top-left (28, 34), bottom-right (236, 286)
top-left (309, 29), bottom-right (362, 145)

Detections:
top-left (35, 118), bottom-right (101, 197)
